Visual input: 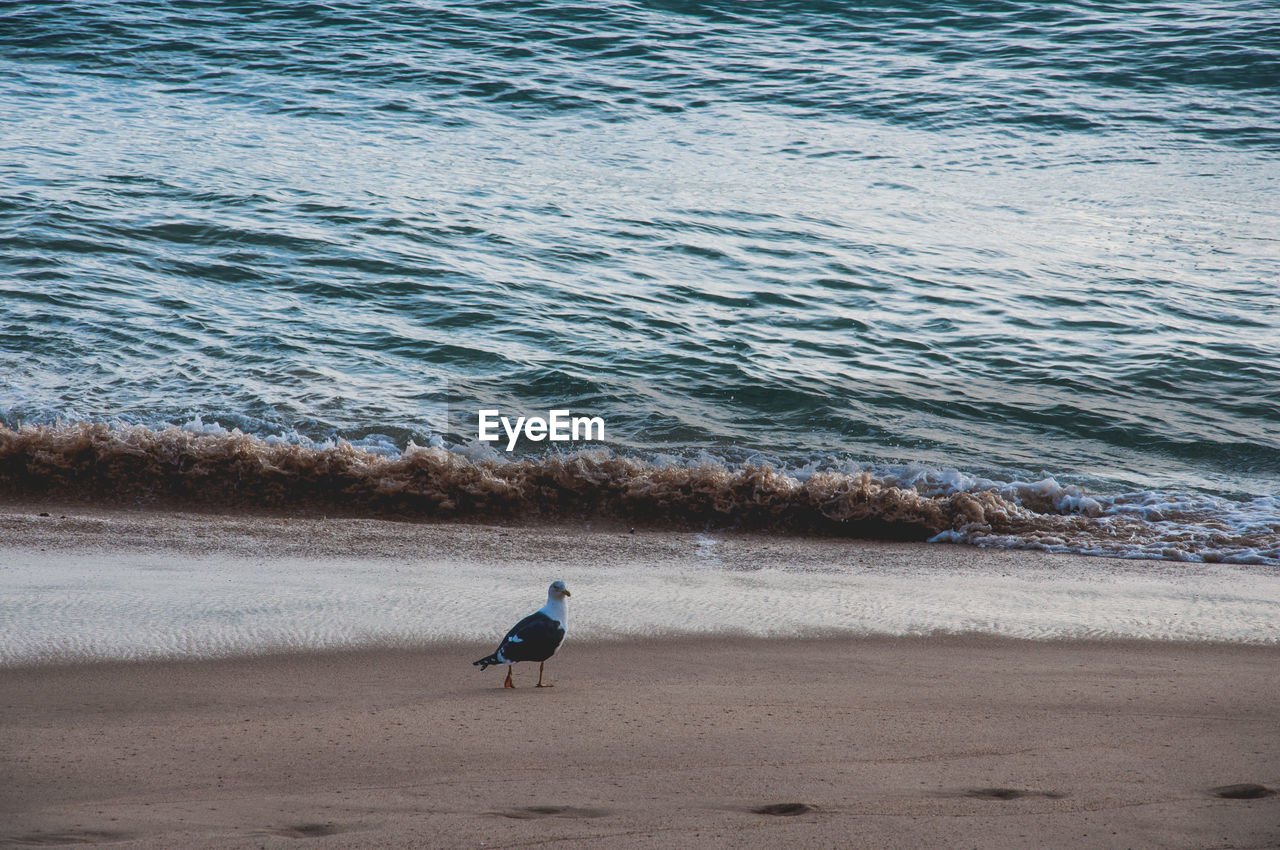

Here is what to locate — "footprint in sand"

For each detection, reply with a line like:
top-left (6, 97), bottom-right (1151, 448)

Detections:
top-left (751, 802), bottom-right (818, 816)
top-left (261, 823), bottom-right (345, 839)
top-left (1210, 783), bottom-right (1274, 800)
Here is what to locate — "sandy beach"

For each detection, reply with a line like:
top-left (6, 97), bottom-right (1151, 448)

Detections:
top-left (3, 637), bottom-right (1277, 849)
top-left (2, 504), bottom-right (1277, 848)
top-left (7, 1), bottom-right (1280, 846)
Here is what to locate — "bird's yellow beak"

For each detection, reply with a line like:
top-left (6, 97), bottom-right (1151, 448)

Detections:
top-left (563, 589), bottom-right (571, 597)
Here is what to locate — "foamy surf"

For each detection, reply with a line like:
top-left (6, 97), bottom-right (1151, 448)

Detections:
top-left (2, 422), bottom-right (1278, 566)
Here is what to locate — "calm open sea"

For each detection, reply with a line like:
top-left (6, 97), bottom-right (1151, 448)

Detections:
top-left (2, 1), bottom-right (1278, 563)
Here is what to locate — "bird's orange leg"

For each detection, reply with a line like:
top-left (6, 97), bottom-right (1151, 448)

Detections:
top-left (503, 666), bottom-right (514, 688)
top-left (535, 661), bottom-right (553, 688)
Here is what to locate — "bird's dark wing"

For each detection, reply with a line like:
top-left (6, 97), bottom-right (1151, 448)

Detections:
top-left (497, 611), bottom-right (565, 663)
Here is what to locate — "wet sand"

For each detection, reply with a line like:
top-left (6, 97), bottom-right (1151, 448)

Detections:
top-left (1, 503), bottom-right (1277, 847)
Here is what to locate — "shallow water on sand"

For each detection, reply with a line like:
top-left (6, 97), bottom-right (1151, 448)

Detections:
top-left (3, 538), bottom-right (1276, 665)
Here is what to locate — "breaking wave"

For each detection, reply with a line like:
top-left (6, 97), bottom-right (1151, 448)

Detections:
top-left (3, 422), bottom-right (1277, 567)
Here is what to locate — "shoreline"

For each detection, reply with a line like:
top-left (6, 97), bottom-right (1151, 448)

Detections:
top-left (2, 501), bottom-right (1278, 669)
top-left (5, 423), bottom-right (1278, 568)
top-left (6, 496), bottom-right (1270, 573)
top-left (4, 628), bottom-right (1279, 672)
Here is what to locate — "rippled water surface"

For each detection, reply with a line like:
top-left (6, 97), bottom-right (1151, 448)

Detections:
top-left (2, 1), bottom-right (1278, 561)
top-left (4, 546), bottom-right (1278, 664)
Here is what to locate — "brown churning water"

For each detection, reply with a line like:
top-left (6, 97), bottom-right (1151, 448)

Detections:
top-left (0, 422), bottom-right (1019, 539)
top-left (2, 422), bottom-right (1277, 565)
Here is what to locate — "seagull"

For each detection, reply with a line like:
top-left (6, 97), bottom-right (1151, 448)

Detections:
top-left (473, 580), bottom-right (570, 688)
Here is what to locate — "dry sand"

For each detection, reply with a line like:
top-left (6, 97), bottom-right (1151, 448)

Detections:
top-left (1, 503), bottom-right (1278, 847)
top-left (3, 638), bottom-right (1278, 849)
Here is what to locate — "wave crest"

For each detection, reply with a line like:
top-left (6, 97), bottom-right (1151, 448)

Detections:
top-left (0, 422), bottom-right (1031, 540)
top-left (2, 423), bottom-right (1277, 565)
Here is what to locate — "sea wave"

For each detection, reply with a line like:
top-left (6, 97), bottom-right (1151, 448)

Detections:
top-left (3, 422), bottom-right (1276, 566)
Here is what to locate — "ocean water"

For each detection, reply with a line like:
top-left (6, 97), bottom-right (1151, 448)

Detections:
top-left (2, 1), bottom-right (1278, 564)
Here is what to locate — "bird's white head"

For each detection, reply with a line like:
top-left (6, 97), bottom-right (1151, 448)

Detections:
top-left (541, 580), bottom-right (570, 625)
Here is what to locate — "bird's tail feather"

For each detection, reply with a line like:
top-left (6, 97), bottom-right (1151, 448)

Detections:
top-left (473, 652), bottom-right (501, 670)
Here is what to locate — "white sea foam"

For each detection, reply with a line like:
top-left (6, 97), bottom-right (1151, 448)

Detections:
top-left (179, 416), bottom-right (406, 457)
top-left (1, 547), bottom-right (1276, 665)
